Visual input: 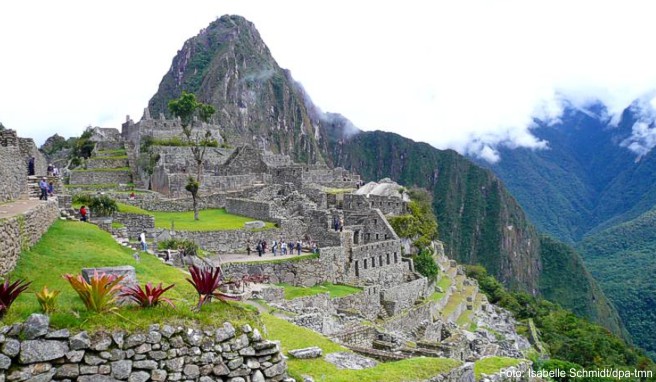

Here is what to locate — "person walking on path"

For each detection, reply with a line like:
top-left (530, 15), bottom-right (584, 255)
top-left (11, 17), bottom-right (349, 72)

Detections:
top-left (38, 177), bottom-right (48, 200)
top-left (296, 241), bottom-right (302, 255)
top-left (139, 231), bottom-right (148, 252)
top-left (256, 241), bottom-right (263, 257)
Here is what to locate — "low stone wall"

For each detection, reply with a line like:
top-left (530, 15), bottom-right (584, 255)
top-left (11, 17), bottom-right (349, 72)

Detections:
top-left (69, 170), bottom-right (132, 185)
top-left (117, 192), bottom-right (234, 212)
top-left (383, 301), bottom-right (436, 336)
top-left (333, 286), bottom-right (381, 320)
top-left (424, 363), bottom-right (475, 382)
top-left (381, 277), bottom-right (430, 316)
top-left (0, 200), bottom-right (59, 276)
top-left (225, 198), bottom-right (272, 222)
top-left (223, 255), bottom-right (334, 287)
top-left (477, 360), bottom-right (533, 382)
top-left (332, 326), bottom-right (378, 347)
top-left (0, 314), bottom-right (290, 382)
top-left (86, 157), bottom-right (130, 169)
top-left (113, 212), bottom-right (155, 240)
top-left (165, 219), bottom-right (306, 255)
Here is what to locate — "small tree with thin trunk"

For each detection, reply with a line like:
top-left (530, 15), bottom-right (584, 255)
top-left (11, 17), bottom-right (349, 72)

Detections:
top-left (168, 91), bottom-right (216, 220)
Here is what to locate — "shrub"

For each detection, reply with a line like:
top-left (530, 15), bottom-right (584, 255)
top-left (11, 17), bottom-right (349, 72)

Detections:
top-left (414, 248), bottom-right (439, 281)
top-left (0, 278), bottom-right (31, 318)
top-left (186, 266), bottom-right (240, 311)
top-left (159, 238), bottom-right (199, 257)
top-left (72, 193), bottom-right (93, 205)
top-left (35, 285), bottom-right (60, 314)
top-left (89, 194), bottom-right (118, 216)
top-left (63, 271), bottom-right (124, 312)
top-left (120, 282), bottom-right (175, 308)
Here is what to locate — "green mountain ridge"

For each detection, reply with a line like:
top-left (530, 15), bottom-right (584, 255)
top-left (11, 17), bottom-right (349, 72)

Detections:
top-left (145, 14), bottom-right (624, 338)
top-left (476, 104), bottom-right (656, 355)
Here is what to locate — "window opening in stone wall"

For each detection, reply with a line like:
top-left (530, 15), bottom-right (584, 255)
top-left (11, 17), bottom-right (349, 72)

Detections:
top-left (354, 230), bottom-right (360, 244)
top-left (374, 219), bottom-right (377, 225)
top-left (394, 252), bottom-right (398, 263)
top-left (379, 255), bottom-right (383, 266)
top-left (376, 233), bottom-right (379, 240)
top-left (386, 253), bottom-right (390, 265)
top-left (384, 234), bottom-right (388, 240)
top-left (355, 260), bottom-right (359, 277)
top-left (364, 259), bottom-right (368, 269)
top-left (371, 257), bottom-right (375, 268)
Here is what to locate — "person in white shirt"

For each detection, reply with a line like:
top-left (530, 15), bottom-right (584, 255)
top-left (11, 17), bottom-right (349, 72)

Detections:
top-left (139, 231), bottom-right (148, 252)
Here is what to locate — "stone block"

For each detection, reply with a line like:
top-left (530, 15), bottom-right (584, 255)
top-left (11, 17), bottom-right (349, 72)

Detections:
top-left (288, 347), bottom-right (322, 359)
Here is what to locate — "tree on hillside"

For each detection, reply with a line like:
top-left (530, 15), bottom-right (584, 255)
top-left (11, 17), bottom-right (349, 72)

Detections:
top-left (168, 91), bottom-right (216, 220)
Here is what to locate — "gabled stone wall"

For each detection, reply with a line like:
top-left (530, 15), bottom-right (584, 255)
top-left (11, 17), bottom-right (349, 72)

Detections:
top-left (0, 314), bottom-right (290, 382)
top-left (0, 130), bottom-right (25, 202)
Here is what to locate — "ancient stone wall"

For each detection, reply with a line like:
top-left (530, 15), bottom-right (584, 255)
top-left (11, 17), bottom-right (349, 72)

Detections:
top-left (0, 314), bottom-right (289, 382)
top-left (157, 172), bottom-right (270, 198)
top-left (0, 200), bottom-right (59, 276)
top-left (333, 286), bottom-right (381, 320)
top-left (225, 198), bottom-right (272, 222)
top-left (69, 170), bottom-right (132, 185)
top-left (0, 130), bottom-right (26, 202)
top-left (152, 146), bottom-right (232, 174)
top-left (270, 166), bottom-right (303, 188)
top-left (331, 325), bottom-right (378, 347)
top-left (301, 187), bottom-right (327, 210)
top-left (383, 301), bottom-right (436, 336)
top-left (19, 137), bottom-right (47, 176)
top-left (166, 219), bottom-right (306, 255)
top-left (381, 277), bottom-right (430, 316)
top-left (344, 209), bottom-right (398, 244)
top-left (218, 146), bottom-right (269, 176)
top-left (305, 210), bottom-right (341, 247)
top-left (347, 240), bottom-right (406, 287)
top-left (344, 194), bottom-right (407, 216)
top-left (113, 213), bottom-right (156, 240)
top-left (223, 254), bottom-right (334, 287)
top-left (85, 158), bottom-right (130, 169)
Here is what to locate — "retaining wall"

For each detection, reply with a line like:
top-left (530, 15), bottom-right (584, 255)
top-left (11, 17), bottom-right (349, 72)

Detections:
top-left (0, 314), bottom-right (290, 382)
top-left (69, 170), bottom-right (132, 185)
top-left (0, 200), bottom-right (59, 276)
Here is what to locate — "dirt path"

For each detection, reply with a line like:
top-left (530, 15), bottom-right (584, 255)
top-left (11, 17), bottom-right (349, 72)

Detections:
top-left (0, 198), bottom-right (48, 219)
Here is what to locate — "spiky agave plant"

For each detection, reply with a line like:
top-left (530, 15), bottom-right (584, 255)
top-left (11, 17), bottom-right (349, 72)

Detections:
top-left (186, 266), bottom-right (240, 311)
top-left (120, 282), bottom-right (175, 308)
top-left (0, 278), bottom-right (31, 318)
top-left (63, 271), bottom-right (124, 313)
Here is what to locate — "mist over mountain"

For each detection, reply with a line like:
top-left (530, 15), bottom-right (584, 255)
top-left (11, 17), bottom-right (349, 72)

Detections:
top-left (476, 101), bottom-right (656, 355)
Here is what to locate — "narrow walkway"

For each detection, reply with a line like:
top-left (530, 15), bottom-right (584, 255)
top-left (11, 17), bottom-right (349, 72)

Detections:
top-left (0, 198), bottom-right (50, 219)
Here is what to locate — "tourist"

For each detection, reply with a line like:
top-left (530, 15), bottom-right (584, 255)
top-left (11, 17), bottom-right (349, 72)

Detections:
top-left (262, 240), bottom-right (268, 253)
top-left (246, 242), bottom-right (252, 256)
top-left (47, 163), bottom-right (53, 176)
top-left (296, 241), bottom-right (302, 255)
top-left (139, 231), bottom-right (148, 252)
top-left (333, 216), bottom-right (339, 231)
top-left (52, 167), bottom-right (59, 177)
top-left (79, 205), bottom-right (88, 222)
top-left (28, 157), bottom-right (35, 176)
top-left (47, 182), bottom-right (54, 197)
top-left (38, 177), bottom-right (48, 201)
top-left (339, 217), bottom-right (344, 232)
top-left (311, 242), bottom-right (318, 254)
top-left (129, 191), bottom-right (136, 200)
top-left (281, 241), bottom-right (287, 255)
top-left (272, 240), bottom-right (278, 256)
top-left (256, 241), bottom-right (263, 257)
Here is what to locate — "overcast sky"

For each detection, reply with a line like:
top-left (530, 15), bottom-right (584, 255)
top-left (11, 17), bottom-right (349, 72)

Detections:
top-left (2, 0), bottom-right (656, 161)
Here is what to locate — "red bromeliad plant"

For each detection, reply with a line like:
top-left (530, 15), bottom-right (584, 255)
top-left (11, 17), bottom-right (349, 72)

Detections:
top-left (63, 271), bottom-right (124, 313)
top-left (120, 282), bottom-right (175, 308)
top-left (186, 266), bottom-right (240, 310)
top-left (0, 278), bottom-right (31, 318)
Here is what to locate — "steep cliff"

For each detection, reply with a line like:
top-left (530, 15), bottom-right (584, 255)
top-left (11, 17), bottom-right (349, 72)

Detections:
top-left (148, 15), bottom-right (323, 164)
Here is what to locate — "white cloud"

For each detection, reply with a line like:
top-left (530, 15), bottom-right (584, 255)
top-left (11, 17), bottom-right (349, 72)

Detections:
top-left (2, 0), bottom-right (656, 159)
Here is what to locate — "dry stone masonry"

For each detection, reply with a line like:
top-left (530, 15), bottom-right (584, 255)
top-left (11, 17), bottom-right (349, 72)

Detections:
top-left (0, 314), bottom-right (292, 382)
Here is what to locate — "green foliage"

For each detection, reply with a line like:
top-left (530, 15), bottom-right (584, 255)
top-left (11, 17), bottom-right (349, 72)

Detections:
top-left (63, 271), bottom-right (124, 313)
top-left (168, 91), bottom-right (216, 128)
top-left (41, 134), bottom-right (70, 155)
top-left (464, 264), bottom-right (652, 372)
top-left (388, 188), bottom-right (437, 250)
top-left (88, 194), bottom-right (118, 216)
top-left (413, 248), bottom-right (439, 281)
top-left (35, 286), bottom-right (60, 314)
top-left (158, 238), bottom-right (199, 257)
top-left (4, 220), bottom-right (258, 331)
top-left (143, 136), bottom-right (219, 148)
top-left (185, 176), bottom-right (199, 195)
top-left (69, 129), bottom-right (95, 164)
top-left (186, 266), bottom-right (239, 310)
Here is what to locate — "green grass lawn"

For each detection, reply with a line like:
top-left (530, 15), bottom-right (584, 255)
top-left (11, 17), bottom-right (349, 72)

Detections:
top-left (474, 357), bottom-right (523, 380)
top-left (65, 183), bottom-right (120, 189)
top-left (116, 203), bottom-right (276, 231)
top-left (262, 314), bottom-right (462, 382)
top-left (2, 220), bottom-right (258, 331)
top-left (429, 275), bottom-right (452, 302)
top-left (276, 283), bottom-right (362, 300)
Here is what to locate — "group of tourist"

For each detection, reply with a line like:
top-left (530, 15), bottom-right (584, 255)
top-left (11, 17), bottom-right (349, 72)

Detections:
top-left (332, 216), bottom-right (345, 232)
top-left (27, 158), bottom-right (60, 178)
top-left (247, 238), bottom-right (319, 257)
